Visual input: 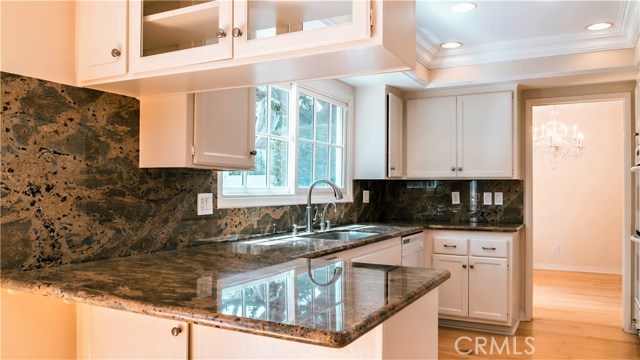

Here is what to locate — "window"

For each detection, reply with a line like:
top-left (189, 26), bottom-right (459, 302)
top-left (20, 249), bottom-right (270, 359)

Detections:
top-left (219, 82), bottom-right (353, 208)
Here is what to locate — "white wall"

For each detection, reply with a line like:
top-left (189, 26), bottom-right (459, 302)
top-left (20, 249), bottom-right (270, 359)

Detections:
top-left (533, 100), bottom-right (624, 274)
top-left (0, 0), bottom-right (76, 85)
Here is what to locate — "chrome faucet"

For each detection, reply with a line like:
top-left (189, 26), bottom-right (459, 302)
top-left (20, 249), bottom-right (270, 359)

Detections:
top-left (305, 180), bottom-right (343, 233)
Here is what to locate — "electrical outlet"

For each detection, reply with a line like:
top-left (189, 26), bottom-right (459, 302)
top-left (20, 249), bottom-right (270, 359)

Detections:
top-left (483, 192), bottom-right (493, 205)
top-left (494, 192), bottom-right (504, 206)
top-left (362, 190), bottom-right (370, 204)
top-left (552, 245), bottom-right (560, 255)
top-left (197, 193), bottom-right (213, 215)
top-left (451, 192), bottom-right (460, 205)
top-left (196, 276), bottom-right (213, 298)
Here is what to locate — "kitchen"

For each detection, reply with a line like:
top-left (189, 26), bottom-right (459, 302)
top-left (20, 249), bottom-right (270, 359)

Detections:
top-left (1, 0), bottom-right (639, 359)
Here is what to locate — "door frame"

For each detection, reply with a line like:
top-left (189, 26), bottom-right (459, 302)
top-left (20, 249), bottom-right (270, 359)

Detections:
top-left (524, 92), bottom-right (633, 331)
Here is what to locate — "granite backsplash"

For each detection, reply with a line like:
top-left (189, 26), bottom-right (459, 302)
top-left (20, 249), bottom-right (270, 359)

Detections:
top-left (0, 73), bottom-right (379, 271)
top-left (362, 180), bottom-right (524, 224)
top-left (0, 72), bottom-right (522, 271)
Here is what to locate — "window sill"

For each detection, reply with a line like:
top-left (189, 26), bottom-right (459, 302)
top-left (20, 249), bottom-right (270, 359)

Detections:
top-left (217, 193), bottom-right (353, 209)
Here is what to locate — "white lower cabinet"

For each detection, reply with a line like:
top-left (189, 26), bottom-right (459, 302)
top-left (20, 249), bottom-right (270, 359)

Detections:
top-left (324, 237), bottom-right (402, 266)
top-left (468, 256), bottom-right (508, 322)
top-left (427, 229), bottom-right (520, 332)
top-left (432, 254), bottom-right (468, 318)
top-left (78, 304), bottom-right (188, 359)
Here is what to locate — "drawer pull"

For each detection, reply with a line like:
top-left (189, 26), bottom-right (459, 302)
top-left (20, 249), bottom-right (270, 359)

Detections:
top-left (443, 245), bottom-right (457, 248)
top-left (482, 246), bottom-right (497, 251)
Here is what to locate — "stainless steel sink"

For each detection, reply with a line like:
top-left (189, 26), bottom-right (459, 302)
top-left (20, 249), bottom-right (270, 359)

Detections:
top-left (303, 230), bottom-right (378, 241)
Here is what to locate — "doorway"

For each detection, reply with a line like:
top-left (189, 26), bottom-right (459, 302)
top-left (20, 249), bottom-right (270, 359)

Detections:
top-left (532, 101), bottom-right (624, 274)
top-left (524, 92), bottom-right (633, 331)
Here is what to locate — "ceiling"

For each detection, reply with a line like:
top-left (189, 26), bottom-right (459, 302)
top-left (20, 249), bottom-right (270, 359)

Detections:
top-left (342, 1), bottom-right (639, 90)
top-left (416, 0), bottom-right (639, 68)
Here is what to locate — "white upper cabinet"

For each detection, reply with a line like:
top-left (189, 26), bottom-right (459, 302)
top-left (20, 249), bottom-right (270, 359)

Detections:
top-left (387, 92), bottom-right (404, 178)
top-left (139, 88), bottom-right (255, 170)
top-left (193, 89), bottom-right (255, 169)
top-left (406, 96), bottom-right (457, 178)
top-left (232, 0), bottom-right (370, 59)
top-left (406, 89), bottom-right (517, 179)
top-left (354, 87), bottom-right (404, 179)
top-left (457, 92), bottom-right (513, 178)
top-left (76, 1), bottom-right (416, 97)
top-left (129, 1), bottom-right (233, 73)
top-left (77, 1), bottom-right (128, 81)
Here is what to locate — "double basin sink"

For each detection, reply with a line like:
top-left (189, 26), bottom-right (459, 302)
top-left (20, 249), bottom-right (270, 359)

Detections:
top-left (238, 226), bottom-right (380, 252)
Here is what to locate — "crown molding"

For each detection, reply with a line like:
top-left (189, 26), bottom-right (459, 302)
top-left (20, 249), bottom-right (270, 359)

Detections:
top-left (415, 30), bottom-right (437, 69)
top-left (417, 0), bottom-right (640, 70)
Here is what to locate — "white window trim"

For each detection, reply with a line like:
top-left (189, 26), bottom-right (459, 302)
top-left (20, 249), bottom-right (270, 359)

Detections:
top-left (217, 80), bottom-right (354, 209)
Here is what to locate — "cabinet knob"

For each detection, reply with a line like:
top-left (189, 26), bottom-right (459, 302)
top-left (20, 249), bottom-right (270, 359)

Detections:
top-left (111, 48), bottom-right (121, 58)
top-left (469, 264), bottom-right (474, 269)
top-left (458, 167), bottom-right (463, 171)
top-left (232, 28), bottom-right (243, 37)
top-left (249, 150), bottom-right (258, 156)
top-left (171, 326), bottom-right (182, 337)
top-left (390, 166), bottom-right (396, 171)
top-left (451, 167), bottom-right (456, 172)
top-left (462, 264), bottom-right (467, 269)
top-left (216, 29), bottom-right (227, 38)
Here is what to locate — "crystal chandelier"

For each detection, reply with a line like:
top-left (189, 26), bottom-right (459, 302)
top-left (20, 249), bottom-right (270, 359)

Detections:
top-left (533, 106), bottom-right (585, 168)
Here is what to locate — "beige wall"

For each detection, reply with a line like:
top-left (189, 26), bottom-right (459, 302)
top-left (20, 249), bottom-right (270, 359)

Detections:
top-left (533, 100), bottom-right (624, 273)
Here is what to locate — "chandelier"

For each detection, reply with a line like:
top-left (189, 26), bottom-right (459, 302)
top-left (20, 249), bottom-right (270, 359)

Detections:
top-left (533, 106), bottom-right (585, 168)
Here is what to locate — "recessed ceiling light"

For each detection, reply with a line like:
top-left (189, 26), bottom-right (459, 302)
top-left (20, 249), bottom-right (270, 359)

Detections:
top-left (441, 42), bottom-right (463, 49)
top-left (451, 3), bottom-right (477, 13)
top-left (586, 22), bottom-right (613, 31)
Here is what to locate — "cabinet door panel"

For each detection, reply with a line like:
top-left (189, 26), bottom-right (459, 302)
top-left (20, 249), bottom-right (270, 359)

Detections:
top-left (406, 97), bottom-right (457, 178)
top-left (193, 88), bottom-right (255, 169)
top-left (129, 0), bottom-right (233, 74)
top-left (77, 0), bottom-right (127, 81)
top-left (81, 305), bottom-right (188, 359)
top-left (352, 244), bottom-right (402, 266)
top-left (468, 256), bottom-right (508, 322)
top-left (457, 92), bottom-right (512, 178)
top-left (387, 92), bottom-right (404, 178)
top-left (233, 0), bottom-right (371, 59)
top-left (432, 254), bottom-right (468, 317)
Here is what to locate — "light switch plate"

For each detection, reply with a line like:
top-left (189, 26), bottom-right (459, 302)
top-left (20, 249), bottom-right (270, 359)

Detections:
top-left (197, 193), bottom-right (213, 215)
top-left (451, 192), bottom-right (460, 205)
top-left (494, 192), bottom-right (504, 206)
top-left (483, 192), bottom-right (493, 205)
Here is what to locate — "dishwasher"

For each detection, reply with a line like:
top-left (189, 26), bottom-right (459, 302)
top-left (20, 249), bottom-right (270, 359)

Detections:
top-left (401, 232), bottom-right (425, 267)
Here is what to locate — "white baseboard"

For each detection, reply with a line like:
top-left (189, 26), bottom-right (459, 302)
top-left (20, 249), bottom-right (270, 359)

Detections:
top-left (533, 262), bottom-right (622, 275)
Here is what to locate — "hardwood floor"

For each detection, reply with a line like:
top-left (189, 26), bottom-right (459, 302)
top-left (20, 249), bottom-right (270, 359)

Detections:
top-left (438, 270), bottom-right (640, 359)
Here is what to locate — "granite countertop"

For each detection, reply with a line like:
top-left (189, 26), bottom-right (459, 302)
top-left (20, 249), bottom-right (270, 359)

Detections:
top-left (1, 224), bottom-right (449, 348)
top-left (423, 222), bottom-right (524, 232)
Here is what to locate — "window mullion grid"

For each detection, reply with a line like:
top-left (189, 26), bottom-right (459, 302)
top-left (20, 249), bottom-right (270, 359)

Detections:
top-left (312, 97), bottom-right (317, 183)
top-left (266, 89), bottom-right (272, 190)
top-left (292, 88), bottom-right (301, 193)
top-left (328, 103), bottom-right (333, 182)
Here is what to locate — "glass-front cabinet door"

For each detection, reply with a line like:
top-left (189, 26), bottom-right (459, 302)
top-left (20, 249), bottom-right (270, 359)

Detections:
top-left (129, 0), bottom-right (233, 73)
top-left (233, 0), bottom-right (371, 59)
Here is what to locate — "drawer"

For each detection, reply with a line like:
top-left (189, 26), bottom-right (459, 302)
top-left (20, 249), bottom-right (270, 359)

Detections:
top-left (469, 238), bottom-right (508, 258)
top-left (433, 237), bottom-right (468, 255)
